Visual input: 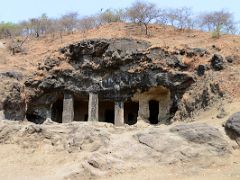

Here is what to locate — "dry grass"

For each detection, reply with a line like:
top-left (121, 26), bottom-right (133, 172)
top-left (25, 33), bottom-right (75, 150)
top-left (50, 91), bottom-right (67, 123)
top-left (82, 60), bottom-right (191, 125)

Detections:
top-left (0, 22), bottom-right (240, 75)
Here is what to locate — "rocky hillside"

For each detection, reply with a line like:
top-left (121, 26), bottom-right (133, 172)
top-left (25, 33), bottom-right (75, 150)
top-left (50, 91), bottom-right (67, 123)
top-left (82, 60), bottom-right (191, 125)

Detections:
top-left (1, 23), bottom-right (240, 123)
top-left (0, 22), bottom-right (240, 180)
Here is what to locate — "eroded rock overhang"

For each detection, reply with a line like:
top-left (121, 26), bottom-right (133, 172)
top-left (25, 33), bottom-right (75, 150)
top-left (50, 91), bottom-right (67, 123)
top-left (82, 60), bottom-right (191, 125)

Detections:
top-left (24, 38), bottom-right (194, 124)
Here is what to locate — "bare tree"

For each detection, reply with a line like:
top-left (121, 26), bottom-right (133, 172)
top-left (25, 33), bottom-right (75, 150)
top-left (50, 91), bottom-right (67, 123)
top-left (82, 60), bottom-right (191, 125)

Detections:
top-left (198, 10), bottom-right (236, 38)
top-left (29, 18), bottom-right (41, 37)
top-left (98, 9), bottom-right (127, 24)
top-left (126, 1), bottom-right (159, 35)
top-left (59, 12), bottom-right (79, 34)
top-left (165, 9), bottom-right (178, 27)
top-left (156, 9), bottom-right (168, 26)
top-left (175, 7), bottom-right (194, 30)
top-left (20, 14), bottom-right (51, 37)
top-left (20, 20), bottom-right (31, 36)
top-left (78, 16), bottom-right (98, 32)
top-left (45, 18), bottom-right (61, 40)
top-left (38, 13), bottom-right (50, 35)
top-left (165, 7), bottom-right (194, 31)
top-left (8, 35), bottom-right (28, 55)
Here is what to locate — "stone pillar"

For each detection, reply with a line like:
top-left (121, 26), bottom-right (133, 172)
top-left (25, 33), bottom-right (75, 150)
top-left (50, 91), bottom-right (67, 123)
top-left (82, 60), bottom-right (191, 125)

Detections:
top-left (138, 99), bottom-right (149, 122)
top-left (0, 110), bottom-right (4, 120)
top-left (114, 101), bottom-right (124, 126)
top-left (46, 104), bottom-right (52, 121)
top-left (62, 93), bottom-right (74, 123)
top-left (88, 93), bottom-right (99, 122)
top-left (158, 92), bottom-right (171, 124)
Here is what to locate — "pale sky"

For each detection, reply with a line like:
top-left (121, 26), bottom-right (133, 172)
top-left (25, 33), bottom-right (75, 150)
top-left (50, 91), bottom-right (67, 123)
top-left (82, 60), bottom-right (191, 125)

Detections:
top-left (1, 0), bottom-right (240, 22)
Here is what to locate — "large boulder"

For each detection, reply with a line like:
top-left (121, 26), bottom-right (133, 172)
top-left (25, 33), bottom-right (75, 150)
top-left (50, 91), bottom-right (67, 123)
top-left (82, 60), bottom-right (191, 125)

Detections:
top-left (134, 123), bottom-right (230, 164)
top-left (2, 83), bottom-right (26, 120)
top-left (170, 123), bottom-right (228, 151)
top-left (225, 112), bottom-right (240, 145)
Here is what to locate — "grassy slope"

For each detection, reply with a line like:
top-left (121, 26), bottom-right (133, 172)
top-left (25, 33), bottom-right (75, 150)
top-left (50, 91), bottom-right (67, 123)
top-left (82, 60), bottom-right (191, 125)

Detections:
top-left (1, 22), bottom-right (240, 74)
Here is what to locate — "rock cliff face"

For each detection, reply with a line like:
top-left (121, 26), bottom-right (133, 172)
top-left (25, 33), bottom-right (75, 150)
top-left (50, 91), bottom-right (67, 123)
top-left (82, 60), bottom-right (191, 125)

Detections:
top-left (1, 38), bottom-right (225, 124)
top-left (22, 38), bottom-right (194, 124)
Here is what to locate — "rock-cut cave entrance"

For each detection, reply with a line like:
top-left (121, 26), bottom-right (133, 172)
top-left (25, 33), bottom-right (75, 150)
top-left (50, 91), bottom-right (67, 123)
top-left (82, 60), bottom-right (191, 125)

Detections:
top-left (149, 100), bottom-right (159, 124)
top-left (52, 98), bottom-right (63, 123)
top-left (74, 98), bottom-right (88, 122)
top-left (124, 101), bottom-right (139, 125)
top-left (99, 100), bottom-right (114, 124)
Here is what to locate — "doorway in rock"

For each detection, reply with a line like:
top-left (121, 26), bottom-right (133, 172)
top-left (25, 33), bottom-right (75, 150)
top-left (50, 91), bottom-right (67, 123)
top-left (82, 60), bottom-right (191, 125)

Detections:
top-left (124, 101), bottom-right (139, 125)
top-left (149, 100), bottom-right (159, 124)
top-left (105, 109), bottom-right (114, 123)
top-left (52, 98), bottom-right (63, 123)
top-left (99, 101), bottom-right (114, 124)
top-left (74, 98), bottom-right (88, 122)
top-left (26, 112), bottom-right (45, 124)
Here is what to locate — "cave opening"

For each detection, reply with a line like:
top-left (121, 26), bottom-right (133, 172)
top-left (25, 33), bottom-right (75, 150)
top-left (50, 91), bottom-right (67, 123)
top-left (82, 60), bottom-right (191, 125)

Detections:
top-left (105, 109), bottom-right (114, 123)
top-left (52, 98), bottom-right (63, 123)
top-left (99, 101), bottom-right (114, 124)
top-left (26, 113), bottom-right (45, 124)
top-left (74, 98), bottom-right (88, 122)
top-left (124, 101), bottom-right (139, 125)
top-left (149, 100), bottom-right (159, 124)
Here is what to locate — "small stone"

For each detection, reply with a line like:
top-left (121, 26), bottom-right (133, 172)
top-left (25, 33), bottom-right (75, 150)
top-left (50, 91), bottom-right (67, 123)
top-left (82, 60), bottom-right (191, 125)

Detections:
top-left (196, 65), bottom-right (205, 76)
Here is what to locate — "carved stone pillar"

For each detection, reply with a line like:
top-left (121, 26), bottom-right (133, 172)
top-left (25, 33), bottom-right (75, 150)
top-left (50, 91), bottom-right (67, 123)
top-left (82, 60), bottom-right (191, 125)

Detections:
top-left (138, 99), bottom-right (149, 122)
top-left (114, 101), bottom-right (124, 126)
top-left (158, 93), bottom-right (171, 124)
top-left (62, 93), bottom-right (74, 123)
top-left (46, 104), bottom-right (52, 121)
top-left (88, 93), bottom-right (99, 122)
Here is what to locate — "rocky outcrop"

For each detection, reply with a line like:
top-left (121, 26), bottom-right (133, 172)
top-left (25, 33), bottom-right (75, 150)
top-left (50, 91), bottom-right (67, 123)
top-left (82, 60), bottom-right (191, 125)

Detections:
top-left (23, 38), bottom-right (194, 123)
top-left (0, 71), bottom-right (23, 81)
top-left (1, 38), bottom-right (229, 124)
top-left (174, 82), bottom-right (223, 121)
top-left (2, 83), bottom-right (26, 120)
top-left (225, 112), bottom-right (240, 145)
top-left (170, 123), bottom-right (229, 154)
top-left (0, 121), bottom-right (231, 178)
top-left (211, 54), bottom-right (224, 71)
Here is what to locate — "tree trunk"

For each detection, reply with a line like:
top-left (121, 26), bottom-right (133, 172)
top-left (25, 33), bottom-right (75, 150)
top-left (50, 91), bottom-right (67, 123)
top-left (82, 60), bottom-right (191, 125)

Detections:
top-left (144, 24), bottom-right (148, 35)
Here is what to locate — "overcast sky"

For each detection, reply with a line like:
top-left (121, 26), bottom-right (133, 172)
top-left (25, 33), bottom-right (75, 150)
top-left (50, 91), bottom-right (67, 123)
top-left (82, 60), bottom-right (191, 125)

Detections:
top-left (1, 0), bottom-right (240, 23)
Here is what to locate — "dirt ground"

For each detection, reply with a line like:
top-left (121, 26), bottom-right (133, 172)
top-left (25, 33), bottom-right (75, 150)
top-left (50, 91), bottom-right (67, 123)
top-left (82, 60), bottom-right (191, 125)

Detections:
top-left (101, 151), bottom-right (240, 180)
top-left (0, 139), bottom-right (239, 180)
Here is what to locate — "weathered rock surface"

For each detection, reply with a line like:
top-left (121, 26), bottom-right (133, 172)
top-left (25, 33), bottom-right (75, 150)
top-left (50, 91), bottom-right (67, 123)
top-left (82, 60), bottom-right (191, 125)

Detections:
top-left (0, 71), bottom-right (23, 81)
top-left (2, 83), bottom-right (25, 120)
top-left (23, 38), bottom-right (194, 123)
top-left (0, 121), bottom-right (231, 178)
top-left (196, 65), bottom-right (206, 76)
top-left (170, 123), bottom-right (229, 155)
top-left (211, 54), bottom-right (224, 71)
top-left (174, 78), bottom-right (223, 121)
top-left (226, 55), bottom-right (239, 64)
top-left (1, 38), bottom-right (228, 124)
top-left (225, 112), bottom-right (240, 145)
